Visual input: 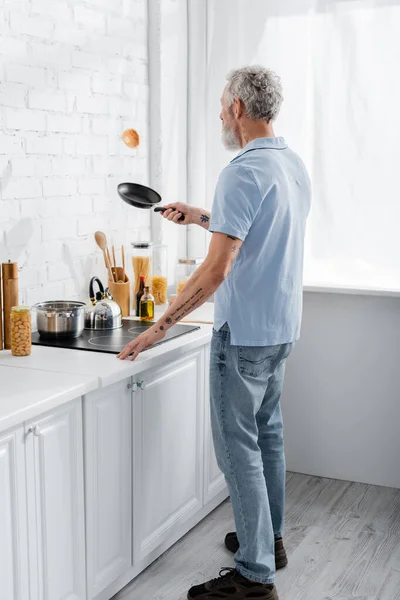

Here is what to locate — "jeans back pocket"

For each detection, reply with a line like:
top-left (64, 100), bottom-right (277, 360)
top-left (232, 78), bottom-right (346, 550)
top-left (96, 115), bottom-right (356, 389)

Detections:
top-left (238, 345), bottom-right (280, 378)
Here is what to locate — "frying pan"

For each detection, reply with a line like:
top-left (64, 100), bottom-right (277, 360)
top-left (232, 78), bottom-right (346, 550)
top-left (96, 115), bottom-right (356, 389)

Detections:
top-left (117, 182), bottom-right (184, 221)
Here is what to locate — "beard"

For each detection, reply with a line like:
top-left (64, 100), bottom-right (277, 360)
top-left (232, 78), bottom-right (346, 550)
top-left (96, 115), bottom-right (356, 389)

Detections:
top-left (221, 123), bottom-right (241, 151)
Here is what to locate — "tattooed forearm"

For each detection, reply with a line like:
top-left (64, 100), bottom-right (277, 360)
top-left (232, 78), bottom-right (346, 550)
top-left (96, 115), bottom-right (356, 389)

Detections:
top-left (174, 294), bottom-right (206, 321)
top-left (170, 288), bottom-right (203, 318)
top-left (200, 214), bottom-right (209, 223)
top-left (231, 246), bottom-right (237, 253)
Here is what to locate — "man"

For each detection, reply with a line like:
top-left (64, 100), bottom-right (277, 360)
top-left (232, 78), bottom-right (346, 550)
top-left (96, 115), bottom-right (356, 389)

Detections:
top-left (118, 65), bottom-right (311, 600)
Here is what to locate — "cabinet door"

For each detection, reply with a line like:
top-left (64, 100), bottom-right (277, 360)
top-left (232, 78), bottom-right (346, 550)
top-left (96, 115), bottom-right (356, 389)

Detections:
top-left (0, 427), bottom-right (29, 600)
top-left (133, 350), bottom-right (204, 562)
top-left (84, 379), bottom-right (132, 600)
top-left (25, 399), bottom-right (86, 600)
top-left (203, 343), bottom-right (227, 504)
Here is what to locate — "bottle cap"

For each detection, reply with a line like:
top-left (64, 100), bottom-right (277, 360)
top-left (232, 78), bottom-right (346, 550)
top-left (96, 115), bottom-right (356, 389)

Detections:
top-left (140, 275), bottom-right (145, 280)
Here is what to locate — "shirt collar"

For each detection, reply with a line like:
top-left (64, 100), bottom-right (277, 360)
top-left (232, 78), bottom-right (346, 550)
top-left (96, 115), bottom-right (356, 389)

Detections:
top-left (231, 137), bottom-right (288, 162)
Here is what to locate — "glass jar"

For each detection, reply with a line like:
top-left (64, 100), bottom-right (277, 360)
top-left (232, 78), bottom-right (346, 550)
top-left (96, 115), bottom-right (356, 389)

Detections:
top-left (131, 242), bottom-right (152, 307)
top-left (176, 258), bottom-right (203, 294)
top-left (152, 245), bottom-right (168, 305)
top-left (10, 306), bottom-right (32, 357)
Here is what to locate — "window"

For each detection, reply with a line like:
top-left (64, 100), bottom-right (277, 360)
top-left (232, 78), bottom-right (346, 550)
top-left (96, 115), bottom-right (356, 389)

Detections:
top-left (187, 0), bottom-right (400, 290)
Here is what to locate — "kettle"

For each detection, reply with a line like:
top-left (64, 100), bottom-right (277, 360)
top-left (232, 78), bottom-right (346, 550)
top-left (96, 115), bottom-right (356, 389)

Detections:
top-left (85, 277), bottom-right (122, 330)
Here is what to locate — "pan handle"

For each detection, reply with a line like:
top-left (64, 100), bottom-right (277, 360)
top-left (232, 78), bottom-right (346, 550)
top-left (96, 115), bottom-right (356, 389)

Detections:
top-left (154, 206), bottom-right (185, 222)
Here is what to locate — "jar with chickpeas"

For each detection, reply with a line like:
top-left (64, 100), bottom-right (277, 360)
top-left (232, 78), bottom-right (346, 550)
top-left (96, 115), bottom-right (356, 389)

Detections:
top-left (10, 306), bottom-right (32, 357)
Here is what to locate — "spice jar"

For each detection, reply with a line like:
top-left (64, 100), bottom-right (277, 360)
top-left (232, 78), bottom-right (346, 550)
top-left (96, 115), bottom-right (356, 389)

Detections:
top-left (131, 242), bottom-right (152, 307)
top-left (176, 258), bottom-right (203, 294)
top-left (152, 244), bottom-right (168, 305)
top-left (10, 306), bottom-right (32, 357)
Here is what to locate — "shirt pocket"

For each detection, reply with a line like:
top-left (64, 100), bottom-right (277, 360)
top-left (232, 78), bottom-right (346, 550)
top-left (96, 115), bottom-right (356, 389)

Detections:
top-left (238, 345), bottom-right (280, 378)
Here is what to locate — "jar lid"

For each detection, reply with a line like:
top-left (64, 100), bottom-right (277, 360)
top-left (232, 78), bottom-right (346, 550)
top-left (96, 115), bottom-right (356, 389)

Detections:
top-left (11, 306), bottom-right (30, 312)
top-left (131, 242), bottom-right (153, 248)
top-left (178, 258), bottom-right (203, 265)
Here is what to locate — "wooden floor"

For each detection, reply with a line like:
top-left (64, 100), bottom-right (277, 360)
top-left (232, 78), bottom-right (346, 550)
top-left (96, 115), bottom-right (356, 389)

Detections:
top-left (114, 473), bottom-right (400, 600)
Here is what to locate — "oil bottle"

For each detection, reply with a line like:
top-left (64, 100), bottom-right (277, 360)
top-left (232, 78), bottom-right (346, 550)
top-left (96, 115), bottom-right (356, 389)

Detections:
top-left (139, 286), bottom-right (155, 321)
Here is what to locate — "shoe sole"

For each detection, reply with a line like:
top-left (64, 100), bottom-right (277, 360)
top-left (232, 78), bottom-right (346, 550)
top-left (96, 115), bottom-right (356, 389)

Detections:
top-left (187, 588), bottom-right (278, 600)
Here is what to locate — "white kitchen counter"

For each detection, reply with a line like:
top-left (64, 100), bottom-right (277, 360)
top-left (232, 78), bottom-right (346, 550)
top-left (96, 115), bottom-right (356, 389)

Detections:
top-left (0, 324), bottom-right (212, 386)
top-left (0, 365), bottom-right (98, 433)
top-left (0, 322), bottom-right (212, 434)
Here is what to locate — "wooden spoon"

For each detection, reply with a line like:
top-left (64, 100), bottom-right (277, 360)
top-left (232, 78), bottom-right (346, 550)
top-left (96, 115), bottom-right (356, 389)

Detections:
top-left (94, 231), bottom-right (114, 283)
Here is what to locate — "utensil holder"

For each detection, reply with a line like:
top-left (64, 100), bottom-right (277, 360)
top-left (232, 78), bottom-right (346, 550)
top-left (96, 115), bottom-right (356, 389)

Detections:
top-left (108, 268), bottom-right (130, 317)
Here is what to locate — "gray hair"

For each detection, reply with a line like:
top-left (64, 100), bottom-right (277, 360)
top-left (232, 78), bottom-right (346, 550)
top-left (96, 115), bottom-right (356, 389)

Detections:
top-left (225, 66), bottom-right (283, 122)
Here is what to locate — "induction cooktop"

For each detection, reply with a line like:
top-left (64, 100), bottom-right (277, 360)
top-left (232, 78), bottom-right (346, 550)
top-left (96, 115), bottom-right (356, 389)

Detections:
top-left (32, 320), bottom-right (200, 355)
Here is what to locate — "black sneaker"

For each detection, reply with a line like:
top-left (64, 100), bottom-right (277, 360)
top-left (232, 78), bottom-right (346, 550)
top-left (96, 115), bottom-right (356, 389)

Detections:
top-left (224, 533), bottom-right (288, 570)
top-left (187, 567), bottom-right (278, 599)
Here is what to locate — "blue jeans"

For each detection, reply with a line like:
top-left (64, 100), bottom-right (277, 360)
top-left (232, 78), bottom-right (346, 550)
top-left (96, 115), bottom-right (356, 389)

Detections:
top-left (210, 323), bottom-right (293, 584)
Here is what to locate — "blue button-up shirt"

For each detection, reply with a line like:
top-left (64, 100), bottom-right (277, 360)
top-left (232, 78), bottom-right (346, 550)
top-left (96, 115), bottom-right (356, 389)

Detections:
top-left (209, 137), bottom-right (311, 346)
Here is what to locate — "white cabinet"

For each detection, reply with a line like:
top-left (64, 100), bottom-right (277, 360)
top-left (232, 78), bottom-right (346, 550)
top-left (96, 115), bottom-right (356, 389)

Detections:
top-left (203, 343), bottom-right (227, 504)
top-left (84, 379), bottom-right (132, 600)
top-left (0, 427), bottom-right (29, 600)
top-left (133, 350), bottom-right (205, 562)
top-left (25, 399), bottom-right (86, 600)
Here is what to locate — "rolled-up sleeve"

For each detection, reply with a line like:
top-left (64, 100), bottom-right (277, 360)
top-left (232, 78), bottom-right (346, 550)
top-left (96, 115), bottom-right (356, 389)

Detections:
top-left (209, 164), bottom-right (263, 241)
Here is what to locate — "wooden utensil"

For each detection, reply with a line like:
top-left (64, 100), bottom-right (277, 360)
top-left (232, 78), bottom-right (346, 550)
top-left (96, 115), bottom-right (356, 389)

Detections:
top-left (112, 245), bottom-right (117, 270)
top-left (121, 245), bottom-right (126, 282)
top-left (108, 267), bottom-right (130, 317)
top-left (106, 248), bottom-right (116, 282)
top-left (94, 231), bottom-right (114, 283)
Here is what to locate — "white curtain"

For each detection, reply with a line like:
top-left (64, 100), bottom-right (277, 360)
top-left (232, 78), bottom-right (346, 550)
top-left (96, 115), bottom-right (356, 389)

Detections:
top-left (194, 0), bottom-right (400, 290)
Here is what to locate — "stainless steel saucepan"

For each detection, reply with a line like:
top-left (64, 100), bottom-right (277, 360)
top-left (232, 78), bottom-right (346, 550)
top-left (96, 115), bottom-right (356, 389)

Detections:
top-left (35, 301), bottom-right (86, 339)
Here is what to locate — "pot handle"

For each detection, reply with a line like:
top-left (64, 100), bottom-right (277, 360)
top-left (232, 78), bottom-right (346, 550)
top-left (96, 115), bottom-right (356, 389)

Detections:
top-left (89, 277), bottom-right (105, 301)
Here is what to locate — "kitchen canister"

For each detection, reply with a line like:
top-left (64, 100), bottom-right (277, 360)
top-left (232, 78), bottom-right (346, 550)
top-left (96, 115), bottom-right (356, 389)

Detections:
top-left (152, 244), bottom-right (168, 305)
top-left (10, 306), bottom-right (32, 356)
top-left (108, 267), bottom-right (130, 317)
top-left (176, 258), bottom-right (203, 294)
top-left (131, 242), bottom-right (152, 305)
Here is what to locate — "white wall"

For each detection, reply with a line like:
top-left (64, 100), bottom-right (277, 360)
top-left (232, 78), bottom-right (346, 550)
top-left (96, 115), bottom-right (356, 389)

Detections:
top-left (0, 0), bottom-right (150, 305)
top-left (282, 291), bottom-right (400, 489)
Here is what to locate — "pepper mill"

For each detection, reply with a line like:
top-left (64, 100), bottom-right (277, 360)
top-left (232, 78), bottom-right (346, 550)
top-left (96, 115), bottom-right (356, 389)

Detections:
top-left (2, 261), bottom-right (19, 350)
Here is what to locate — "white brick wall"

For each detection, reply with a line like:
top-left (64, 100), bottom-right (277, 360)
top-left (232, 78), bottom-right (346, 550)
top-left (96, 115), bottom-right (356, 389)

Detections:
top-left (0, 0), bottom-right (150, 304)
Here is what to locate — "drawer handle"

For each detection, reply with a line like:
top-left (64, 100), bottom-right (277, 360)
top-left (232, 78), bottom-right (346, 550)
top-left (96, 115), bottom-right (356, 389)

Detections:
top-left (27, 425), bottom-right (42, 437)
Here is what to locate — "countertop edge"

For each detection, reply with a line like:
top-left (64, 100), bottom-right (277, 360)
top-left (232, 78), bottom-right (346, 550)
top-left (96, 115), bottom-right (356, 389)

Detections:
top-left (303, 284), bottom-right (400, 298)
top-left (0, 377), bottom-right (98, 435)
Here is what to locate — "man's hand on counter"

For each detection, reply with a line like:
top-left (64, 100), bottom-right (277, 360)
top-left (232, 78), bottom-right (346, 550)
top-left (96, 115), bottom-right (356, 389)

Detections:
top-left (117, 325), bottom-right (166, 361)
top-left (117, 232), bottom-right (242, 361)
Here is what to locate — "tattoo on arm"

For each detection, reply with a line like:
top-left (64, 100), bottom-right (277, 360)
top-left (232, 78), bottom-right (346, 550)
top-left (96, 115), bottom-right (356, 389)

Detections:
top-left (231, 246), bottom-right (237, 253)
top-left (200, 214), bottom-right (210, 223)
top-left (159, 325), bottom-right (164, 330)
top-left (165, 287), bottom-right (205, 325)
